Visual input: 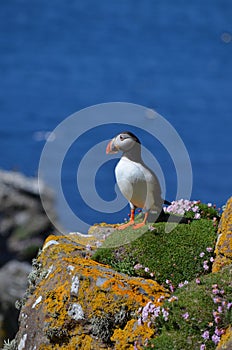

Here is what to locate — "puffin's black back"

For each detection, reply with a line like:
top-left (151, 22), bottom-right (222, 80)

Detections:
top-left (121, 131), bottom-right (141, 144)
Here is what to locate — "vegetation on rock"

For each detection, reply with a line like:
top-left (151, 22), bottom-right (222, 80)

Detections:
top-left (93, 219), bottom-right (218, 287)
top-left (144, 266), bottom-right (231, 349)
top-left (3, 198), bottom-right (232, 350)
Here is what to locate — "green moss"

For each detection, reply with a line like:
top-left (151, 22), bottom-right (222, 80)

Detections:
top-left (93, 219), bottom-right (217, 287)
top-left (145, 267), bottom-right (232, 350)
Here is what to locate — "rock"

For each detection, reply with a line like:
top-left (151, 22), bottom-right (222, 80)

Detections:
top-left (0, 169), bottom-right (59, 265)
top-left (216, 326), bottom-right (232, 350)
top-left (0, 261), bottom-right (31, 345)
top-left (213, 197), bottom-right (232, 273)
top-left (213, 197), bottom-right (232, 350)
top-left (13, 234), bottom-right (168, 349)
top-left (0, 169), bottom-right (59, 347)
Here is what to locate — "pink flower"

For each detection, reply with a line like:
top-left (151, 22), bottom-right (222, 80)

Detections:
top-left (206, 247), bottom-right (213, 252)
top-left (182, 312), bottom-right (189, 320)
top-left (215, 327), bottom-right (225, 336)
top-left (213, 297), bottom-right (221, 304)
top-left (218, 306), bottom-right (223, 313)
top-left (144, 267), bottom-right (150, 273)
top-left (162, 308), bottom-right (169, 321)
top-left (191, 206), bottom-right (199, 212)
top-left (201, 330), bottom-right (209, 340)
top-left (212, 334), bottom-right (220, 344)
top-left (134, 263), bottom-right (143, 270)
top-left (196, 278), bottom-right (201, 284)
top-left (200, 344), bottom-right (206, 350)
top-left (227, 302), bottom-right (232, 310)
top-left (203, 261), bottom-right (209, 270)
top-left (199, 252), bottom-right (205, 258)
top-left (212, 288), bottom-right (220, 295)
top-left (194, 213), bottom-right (201, 219)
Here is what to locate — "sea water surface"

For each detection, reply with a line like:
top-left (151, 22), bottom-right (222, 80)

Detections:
top-left (0, 0), bottom-right (232, 232)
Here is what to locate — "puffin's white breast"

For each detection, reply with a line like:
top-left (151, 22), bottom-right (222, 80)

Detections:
top-left (115, 157), bottom-right (162, 211)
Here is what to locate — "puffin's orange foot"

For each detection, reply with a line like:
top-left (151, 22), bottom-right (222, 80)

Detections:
top-left (117, 221), bottom-right (134, 230)
top-left (133, 222), bottom-right (146, 229)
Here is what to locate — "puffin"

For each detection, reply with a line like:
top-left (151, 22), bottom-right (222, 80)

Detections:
top-left (106, 131), bottom-right (169, 230)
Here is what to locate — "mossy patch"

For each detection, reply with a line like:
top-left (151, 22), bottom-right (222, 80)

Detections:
top-left (93, 219), bottom-right (217, 287)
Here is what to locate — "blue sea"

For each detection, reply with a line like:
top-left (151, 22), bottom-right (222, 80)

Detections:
top-left (1, 0), bottom-right (232, 233)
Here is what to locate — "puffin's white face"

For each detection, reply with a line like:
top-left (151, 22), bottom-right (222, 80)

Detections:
top-left (106, 132), bottom-right (140, 154)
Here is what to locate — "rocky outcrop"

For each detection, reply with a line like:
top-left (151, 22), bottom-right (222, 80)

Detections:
top-left (213, 197), bottom-right (232, 273)
top-left (214, 198), bottom-right (232, 350)
top-left (0, 169), bottom-right (58, 265)
top-left (13, 234), bottom-right (168, 350)
top-left (0, 261), bottom-right (31, 342)
top-left (0, 169), bottom-right (59, 346)
top-left (2, 197), bottom-right (232, 350)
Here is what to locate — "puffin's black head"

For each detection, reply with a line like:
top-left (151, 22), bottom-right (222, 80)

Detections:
top-left (106, 131), bottom-right (141, 154)
top-left (121, 131), bottom-right (141, 144)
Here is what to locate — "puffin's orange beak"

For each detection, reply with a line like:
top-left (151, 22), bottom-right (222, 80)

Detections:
top-left (106, 138), bottom-right (119, 154)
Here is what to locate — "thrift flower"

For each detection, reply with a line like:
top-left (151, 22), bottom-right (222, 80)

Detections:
top-left (212, 288), bottom-right (220, 295)
top-left (134, 263), bottom-right (143, 270)
top-left (206, 247), bottom-right (213, 252)
top-left (212, 334), bottom-right (220, 344)
top-left (194, 213), bottom-right (201, 219)
top-left (215, 327), bottom-right (225, 336)
top-left (218, 306), bottom-right (223, 313)
top-left (203, 261), bottom-right (209, 271)
top-left (201, 330), bottom-right (209, 340)
top-left (199, 252), bottom-right (205, 258)
top-left (153, 306), bottom-right (161, 318)
top-left (213, 297), bottom-right (221, 304)
top-left (200, 344), bottom-right (206, 350)
top-left (144, 267), bottom-right (150, 273)
top-left (182, 312), bottom-right (189, 320)
top-left (162, 308), bottom-right (169, 321)
top-left (196, 278), bottom-right (201, 284)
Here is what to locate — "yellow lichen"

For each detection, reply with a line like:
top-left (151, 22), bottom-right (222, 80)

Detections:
top-left (22, 234), bottom-right (168, 349)
top-left (213, 197), bottom-right (232, 273)
top-left (111, 319), bottom-right (154, 350)
top-left (216, 326), bottom-right (232, 350)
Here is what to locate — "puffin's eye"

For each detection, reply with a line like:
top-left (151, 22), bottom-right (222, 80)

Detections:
top-left (120, 135), bottom-right (124, 141)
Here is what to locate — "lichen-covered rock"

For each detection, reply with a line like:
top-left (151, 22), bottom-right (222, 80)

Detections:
top-left (13, 234), bottom-right (168, 349)
top-left (0, 260), bottom-right (31, 347)
top-left (213, 197), bottom-right (232, 272)
top-left (216, 326), bottom-right (232, 350)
